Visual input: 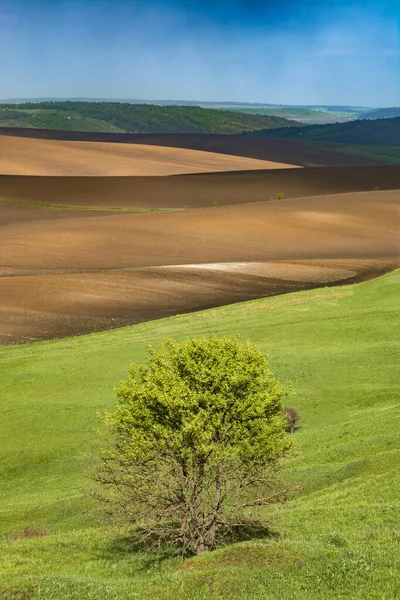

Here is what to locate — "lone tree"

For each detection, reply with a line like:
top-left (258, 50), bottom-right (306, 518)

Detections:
top-left (93, 337), bottom-right (292, 555)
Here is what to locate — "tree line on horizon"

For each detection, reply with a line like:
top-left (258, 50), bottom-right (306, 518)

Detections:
top-left (0, 101), bottom-right (301, 135)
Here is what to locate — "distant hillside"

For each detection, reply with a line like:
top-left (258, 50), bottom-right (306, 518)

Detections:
top-left (0, 102), bottom-right (300, 134)
top-left (311, 142), bottom-right (400, 165)
top-left (248, 117), bottom-right (400, 146)
top-left (300, 105), bottom-right (370, 113)
top-left (206, 105), bottom-right (341, 124)
top-left (2, 98), bottom-right (377, 124)
top-left (361, 107), bottom-right (400, 120)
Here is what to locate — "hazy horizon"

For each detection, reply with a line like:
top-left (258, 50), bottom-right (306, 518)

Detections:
top-left (0, 97), bottom-right (394, 109)
top-left (0, 0), bottom-right (399, 106)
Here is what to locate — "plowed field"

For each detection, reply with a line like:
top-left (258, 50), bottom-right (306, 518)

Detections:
top-left (0, 134), bottom-right (297, 176)
top-left (1, 188), bottom-right (398, 344)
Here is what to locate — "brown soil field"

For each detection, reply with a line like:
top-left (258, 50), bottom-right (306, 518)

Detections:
top-left (1, 165), bottom-right (399, 210)
top-left (0, 134), bottom-right (297, 176)
top-left (0, 128), bottom-right (380, 167)
top-left (1, 190), bottom-right (399, 344)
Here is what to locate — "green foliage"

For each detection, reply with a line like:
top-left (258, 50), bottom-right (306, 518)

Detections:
top-left (249, 116), bottom-right (400, 147)
top-left (1, 271), bottom-right (399, 597)
top-left (211, 105), bottom-right (337, 124)
top-left (0, 197), bottom-right (181, 213)
top-left (0, 101), bottom-right (297, 134)
top-left (0, 108), bottom-right (27, 120)
top-left (0, 107), bottom-right (125, 133)
top-left (362, 107), bottom-right (400, 120)
top-left (276, 193), bottom-right (284, 200)
top-left (312, 142), bottom-right (400, 165)
top-left (94, 337), bottom-right (291, 554)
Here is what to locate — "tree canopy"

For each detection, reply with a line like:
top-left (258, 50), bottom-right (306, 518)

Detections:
top-left (94, 337), bottom-right (292, 554)
top-left (0, 101), bottom-right (297, 134)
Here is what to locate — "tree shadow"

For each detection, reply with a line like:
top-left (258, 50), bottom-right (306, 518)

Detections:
top-left (218, 523), bottom-right (280, 546)
top-left (104, 529), bottom-right (180, 569)
top-left (104, 522), bottom-right (280, 570)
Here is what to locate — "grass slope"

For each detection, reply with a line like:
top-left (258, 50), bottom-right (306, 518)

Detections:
top-left (206, 105), bottom-right (340, 124)
top-left (0, 103), bottom-right (299, 135)
top-left (1, 271), bottom-right (399, 599)
top-left (249, 117), bottom-right (400, 147)
top-left (0, 197), bottom-right (182, 212)
top-left (361, 107), bottom-right (400, 120)
top-left (312, 142), bottom-right (400, 165)
top-left (0, 108), bottom-right (125, 133)
top-left (299, 106), bottom-right (372, 119)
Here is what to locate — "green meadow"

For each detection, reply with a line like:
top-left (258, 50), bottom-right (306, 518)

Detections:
top-left (0, 108), bottom-right (125, 133)
top-left (0, 102), bottom-right (295, 134)
top-left (0, 198), bottom-right (182, 212)
top-left (313, 142), bottom-right (400, 165)
top-left (208, 105), bottom-right (339, 124)
top-left (1, 270), bottom-right (399, 599)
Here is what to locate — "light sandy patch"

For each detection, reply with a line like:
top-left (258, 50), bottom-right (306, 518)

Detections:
top-left (158, 262), bottom-right (358, 282)
top-left (0, 135), bottom-right (299, 176)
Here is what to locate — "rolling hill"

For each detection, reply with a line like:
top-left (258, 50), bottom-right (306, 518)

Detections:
top-left (2, 165), bottom-right (398, 210)
top-left (0, 134), bottom-right (296, 176)
top-left (1, 99), bottom-right (379, 123)
top-left (361, 107), bottom-right (400, 120)
top-left (1, 270), bottom-right (399, 599)
top-left (310, 142), bottom-right (400, 165)
top-left (249, 117), bottom-right (400, 146)
top-left (299, 105), bottom-right (372, 119)
top-left (0, 129), bottom-right (383, 167)
top-left (1, 185), bottom-right (398, 344)
top-left (0, 102), bottom-right (300, 134)
top-left (203, 105), bottom-right (341, 124)
top-left (1, 96), bottom-right (399, 599)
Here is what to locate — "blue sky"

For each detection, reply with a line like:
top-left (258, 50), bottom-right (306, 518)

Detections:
top-left (0, 0), bottom-right (399, 106)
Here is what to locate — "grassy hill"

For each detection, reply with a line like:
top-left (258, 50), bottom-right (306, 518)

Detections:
top-left (299, 105), bottom-right (372, 119)
top-left (249, 117), bottom-right (400, 147)
top-left (1, 99), bottom-right (377, 123)
top-left (311, 142), bottom-right (400, 165)
top-left (203, 105), bottom-right (341, 124)
top-left (1, 270), bottom-right (399, 599)
top-left (0, 102), bottom-right (299, 134)
top-left (203, 104), bottom-right (373, 123)
top-left (361, 107), bottom-right (400, 120)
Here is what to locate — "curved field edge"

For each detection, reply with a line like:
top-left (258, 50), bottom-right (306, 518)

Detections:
top-left (0, 197), bottom-right (183, 213)
top-left (1, 271), bottom-right (399, 599)
top-left (1, 166), bottom-right (399, 211)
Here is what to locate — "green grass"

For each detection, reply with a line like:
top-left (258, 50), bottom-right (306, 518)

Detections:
top-left (1, 271), bottom-right (399, 599)
top-left (208, 104), bottom-right (374, 122)
top-left (249, 117), bottom-right (400, 147)
top-left (312, 142), bottom-right (400, 164)
top-left (0, 102), bottom-right (298, 135)
top-left (0, 108), bottom-right (125, 133)
top-left (17, 109), bottom-right (127, 133)
top-left (0, 198), bottom-right (182, 213)
top-left (209, 105), bottom-right (341, 124)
